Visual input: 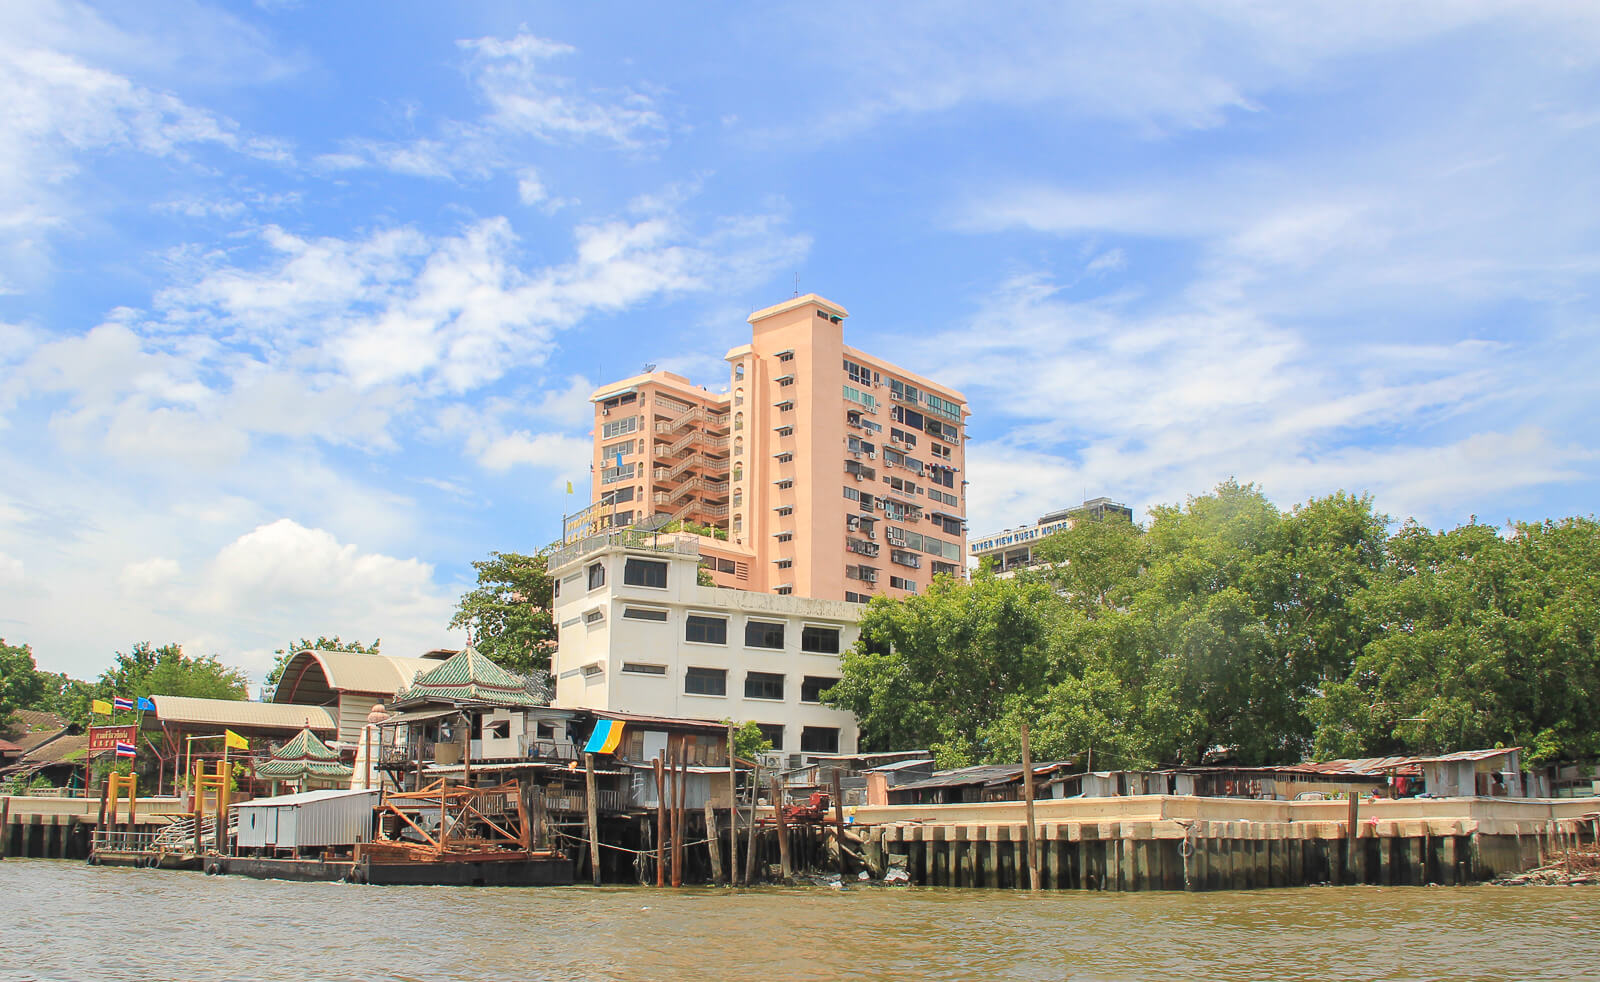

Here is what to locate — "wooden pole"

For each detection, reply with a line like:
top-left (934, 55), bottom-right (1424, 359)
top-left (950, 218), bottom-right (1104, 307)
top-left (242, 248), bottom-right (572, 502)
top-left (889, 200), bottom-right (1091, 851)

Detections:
top-left (1021, 723), bottom-right (1040, 891)
top-left (461, 712), bottom-right (472, 787)
top-left (672, 743), bottom-right (685, 887)
top-left (831, 769), bottom-right (848, 878)
top-left (772, 775), bottom-right (790, 880)
top-left (127, 773), bottom-right (138, 836)
top-left (654, 755), bottom-right (666, 887)
top-left (743, 759), bottom-right (761, 885)
top-left (584, 752), bottom-right (601, 886)
top-left (192, 759), bottom-right (203, 856)
top-left (0, 796), bottom-right (9, 858)
top-left (705, 799), bottom-right (723, 883)
top-left (362, 725), bottom-right (373, 791)
top-left (726, 723), bottom-right (739, 886)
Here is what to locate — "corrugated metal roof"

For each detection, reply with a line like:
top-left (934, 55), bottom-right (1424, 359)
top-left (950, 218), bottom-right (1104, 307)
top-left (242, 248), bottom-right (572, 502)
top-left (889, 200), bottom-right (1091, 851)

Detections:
top-left (1300, 756), bottom-right (1422, 775)
top-left (150, 696), bottom-right (336, 732)
top-left (281, 650), bottom-right (441, 696)
top-left (1410, 747), bottom-right (1521, 764)
top-left (892, 761), bottom-right (1073, 793)
top-left (0, 710), bottom-right (72, 755)
top-left (235, 787), bottom-right (380, 808)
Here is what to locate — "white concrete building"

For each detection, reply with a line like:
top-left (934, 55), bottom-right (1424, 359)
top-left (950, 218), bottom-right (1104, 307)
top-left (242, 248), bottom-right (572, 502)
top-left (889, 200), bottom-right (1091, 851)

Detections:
top-left (549, 531), bottom-right (861, 756)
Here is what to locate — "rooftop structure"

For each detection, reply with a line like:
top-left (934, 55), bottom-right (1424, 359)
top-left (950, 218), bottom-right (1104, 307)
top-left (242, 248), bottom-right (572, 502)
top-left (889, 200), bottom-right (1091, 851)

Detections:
top-left (970, 497), bottom-right (1134, 573)
top-left (579, 293), bottom-right (969, 602)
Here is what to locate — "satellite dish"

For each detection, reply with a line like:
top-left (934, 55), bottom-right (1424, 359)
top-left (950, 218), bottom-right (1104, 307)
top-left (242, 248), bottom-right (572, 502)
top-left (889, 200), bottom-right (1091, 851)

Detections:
top-left (642, 363), bottom-right (657, 373)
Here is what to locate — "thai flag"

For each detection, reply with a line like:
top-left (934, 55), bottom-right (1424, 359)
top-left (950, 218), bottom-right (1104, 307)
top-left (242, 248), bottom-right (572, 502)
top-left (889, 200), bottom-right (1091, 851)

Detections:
top-left (115, 741), bottom-right (137, 758)
top-left (113, 697), bottom-right (135, 712)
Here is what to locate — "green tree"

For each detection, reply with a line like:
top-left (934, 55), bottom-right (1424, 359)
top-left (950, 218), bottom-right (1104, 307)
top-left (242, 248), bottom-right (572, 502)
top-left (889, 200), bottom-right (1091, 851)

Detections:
top-left (31, 671), bottom-right (95, 727)
top-left (96, 642), bottom-right (249, 705)
top-left (0, 639), bottom-right (46, 727)
top-left (450, 551), bottom-right (556, 678)
top-left (826, 573), bottom-right (1056, 765)
top-left (1310, 517), bottom-right (1600, 763)
top-left (264, 636), bottom-right (380, 697)
top-left (727, 720), bottom-right (773, 761)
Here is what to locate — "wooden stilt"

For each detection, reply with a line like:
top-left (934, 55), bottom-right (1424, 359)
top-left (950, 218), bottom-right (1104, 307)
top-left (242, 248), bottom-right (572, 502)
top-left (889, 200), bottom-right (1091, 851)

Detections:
top-left (584, 752), bottom-right (601, 886)
top-left (772, 775), bottom-right (790, 880)
top-left (1021, 723), bottom-right (1040, 891)
top-left (705, 799), bottom-right (723, 883)
top-left (654, 755), bottom-right (666, 887)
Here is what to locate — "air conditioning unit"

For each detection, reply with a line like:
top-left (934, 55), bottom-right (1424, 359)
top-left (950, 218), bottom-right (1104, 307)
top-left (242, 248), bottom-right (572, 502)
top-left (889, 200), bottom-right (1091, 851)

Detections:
top-left (854, 473), bottom-right (863, 481)
top-left (601, 409), bottom-right (610, 416)
top-left (867, 531), bottom-right (877, 540)
top-left (867, 452), bottom-right (876, 459)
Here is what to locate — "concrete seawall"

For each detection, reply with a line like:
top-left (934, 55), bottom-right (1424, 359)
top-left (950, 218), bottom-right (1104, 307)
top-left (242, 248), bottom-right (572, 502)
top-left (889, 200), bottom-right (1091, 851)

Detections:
top-left (856, 795), bottom-right (1600, 890)
top-left (1, 796), bottom-right (185, 860)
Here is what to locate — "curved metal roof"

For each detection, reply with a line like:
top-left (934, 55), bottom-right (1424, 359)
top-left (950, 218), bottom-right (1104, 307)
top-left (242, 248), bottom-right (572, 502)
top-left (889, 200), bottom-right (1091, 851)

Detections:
top-left (271, 649), bottom-right (441, 702)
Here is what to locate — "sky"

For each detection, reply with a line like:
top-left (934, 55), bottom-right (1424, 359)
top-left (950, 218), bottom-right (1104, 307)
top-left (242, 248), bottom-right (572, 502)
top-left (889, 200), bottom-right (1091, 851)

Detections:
top-left (3, 1), bottom-right (1597, 683)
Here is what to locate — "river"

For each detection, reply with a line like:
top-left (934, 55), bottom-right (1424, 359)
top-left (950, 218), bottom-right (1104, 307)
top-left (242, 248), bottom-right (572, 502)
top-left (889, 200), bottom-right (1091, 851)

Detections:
top-left (5, 859), bottom-right (1597, 981)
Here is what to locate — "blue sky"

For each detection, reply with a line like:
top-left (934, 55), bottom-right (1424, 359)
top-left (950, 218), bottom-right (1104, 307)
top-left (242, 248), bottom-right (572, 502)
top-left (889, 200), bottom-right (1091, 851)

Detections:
top-left (3, 2), bottom-right (1597, 682)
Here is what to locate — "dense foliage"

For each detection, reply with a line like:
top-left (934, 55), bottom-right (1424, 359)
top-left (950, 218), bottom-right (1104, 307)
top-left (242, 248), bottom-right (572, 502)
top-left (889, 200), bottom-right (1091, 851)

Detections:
top-left (4, 640), bottom-right (249, 729)
top-left (449, 550), bottom-right (557, 679)
top-left (829, 481), bottom-right (1600, 767)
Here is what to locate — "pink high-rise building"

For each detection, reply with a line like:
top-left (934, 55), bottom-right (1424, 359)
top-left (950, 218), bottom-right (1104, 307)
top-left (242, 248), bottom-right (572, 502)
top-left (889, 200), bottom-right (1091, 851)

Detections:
top-left (583, 294), bottom-right (968, 602)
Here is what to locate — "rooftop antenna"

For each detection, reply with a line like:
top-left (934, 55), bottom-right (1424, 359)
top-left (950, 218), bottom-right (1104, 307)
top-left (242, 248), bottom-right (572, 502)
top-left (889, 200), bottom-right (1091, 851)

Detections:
top-left (793, 272), bottom-right (800, 296)
top-left (642, 362), bottom-right (656, 374)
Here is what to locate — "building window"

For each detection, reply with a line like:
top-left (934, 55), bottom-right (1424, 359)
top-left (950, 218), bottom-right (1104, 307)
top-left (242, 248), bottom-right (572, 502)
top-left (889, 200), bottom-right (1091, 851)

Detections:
top-left (553, 578), bottom-right (560, 599)
top-left (776, 479), bottom-right (793, 490)
top-left (732, 515), bottom-right (743, 534)
top-left (587, 562), bottom-right (605, 590)
top-left (685, 614), bottom-right (728, 645)
top-left (775, 506), bottom-right (793, 517)
top-left (801, 676), bottom-right (840, 703)
top-left (601, 416), bottom-right (639, 440)
top-left (756, 723), bottom-right (785, 749)
top-left (775, 585), bottom-right (793, 595)
top-left (775, 452), bottom-right (793, 463)
top-left (800, 626), bottom-right (840, 654)
top-left (778, 350), bottom-right (795, 362)
top-left (735, 387), bottom-right (744, 407)
top-left (734, 412), bottom-right (744, 431)
top-left (844, 591), bottom-right (873, 604)
top-left (732, 489), bottom-right (743, 507)
top-left (744, 672), bottom-right (784, 700)
top-left (775, 531), bottom-right (792, 542)
top-left (685, 667), bottom-right (727, 696)
top-left (584, 608), bottom-right (605, 624)
top-left (734, 436), bottom-right (744, 455)
top-left (890, 576), bottom-right (918, 593)
top-left (775, 425), bottom-right (793, 437)
top-left (623, 607), bottom-right (669, 622)
top-left (622, 663), bottom-right (668, 676)
top-left (735, 364), bottom-right (745, 380)
top-left (775, 558), bottom-right (793, 569)
top-left (581, 664), bottom-right (603, 679)
top-left (744, 620), bottom-right (785, 649)
top-left (800, 726), bottom-right (840, 754)
top-left (733, 463), bottom-right (743, 481)
top-left (623, 558), bottom-right (668, 588)
top-left (601, 463), bottom-right (635, 484)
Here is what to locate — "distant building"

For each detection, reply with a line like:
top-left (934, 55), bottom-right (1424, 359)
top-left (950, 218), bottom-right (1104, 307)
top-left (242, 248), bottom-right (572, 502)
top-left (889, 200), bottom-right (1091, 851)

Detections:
top-left (547, 532), bottom-right (861, 756)
top-left (575, 293), bottom-right (970, 603)
top-left (969, 497), bottom-right (1134, 573)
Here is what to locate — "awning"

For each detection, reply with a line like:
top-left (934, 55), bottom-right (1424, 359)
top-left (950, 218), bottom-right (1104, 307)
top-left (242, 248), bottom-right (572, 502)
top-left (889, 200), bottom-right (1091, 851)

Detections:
top-left (378, 707), bottom-right (460, 726)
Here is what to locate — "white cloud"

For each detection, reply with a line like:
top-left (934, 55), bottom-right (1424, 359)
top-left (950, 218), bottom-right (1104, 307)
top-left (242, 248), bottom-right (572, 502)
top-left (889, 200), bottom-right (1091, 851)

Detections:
top-left (0, 551), bottom-right (23, 589)
top-left (119, 556), bottom-right (180, 594)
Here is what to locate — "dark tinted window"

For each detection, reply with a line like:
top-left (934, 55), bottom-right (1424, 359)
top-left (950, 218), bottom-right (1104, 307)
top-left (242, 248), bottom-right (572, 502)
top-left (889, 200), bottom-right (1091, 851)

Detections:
top-left (684, 667), bottom-right (726, 696)
top-left (801, 676), bottom-right (839, 703)
top-left (685, 615), bottom-right (727, 645)
top-left (587, 562), bottom-right (605, 589)
top-left (756, 723), bottom-right (784, 749)
top-left (800, 726), bottom-right (840, 753)
top-left (744, 671), bottom-right (784, 700)
top-left (745, 621), bottom-right (785, 649)
top-left (800, 626), bottom-right (840, 654)
top-left (624, 558), bottom-right (667, 588)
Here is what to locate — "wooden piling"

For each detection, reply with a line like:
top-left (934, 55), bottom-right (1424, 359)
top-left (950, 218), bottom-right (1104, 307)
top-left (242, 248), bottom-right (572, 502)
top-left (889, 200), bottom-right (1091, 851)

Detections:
top-left (672, 745), bottom-right (686, 888)
top-left (772, 776), bottom-right (790, 880)
top-left (584, 752), bottom-right (601, 886)
top-left (743, 760), bottom-right (761, 885)
top-left (705, 799), bottom-right (722, 883)
top-left (831, 770), bottom-right (847, 879)
top-left (0, 797), bottom-right (9, 858)
top-left (654, 756), bottom-right (666, 887)
top-left (726, 723), bottom-right (739, 886)
top-left (1020, 724), bottom-right (1040, 891)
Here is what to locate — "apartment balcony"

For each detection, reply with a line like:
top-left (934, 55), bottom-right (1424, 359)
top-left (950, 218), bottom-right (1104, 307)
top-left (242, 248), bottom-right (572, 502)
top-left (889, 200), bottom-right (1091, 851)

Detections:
top-left (890, 549), bottom-right (923, 569)
top-left (846, 537), bottom-right (880, 558)
top-left (845, 564), bottom-right (880, 584)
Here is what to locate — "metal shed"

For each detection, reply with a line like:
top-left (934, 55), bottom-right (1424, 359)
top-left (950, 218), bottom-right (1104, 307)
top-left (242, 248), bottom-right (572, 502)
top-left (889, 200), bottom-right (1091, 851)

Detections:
top-left (234, 788), bottom-right (379, 853)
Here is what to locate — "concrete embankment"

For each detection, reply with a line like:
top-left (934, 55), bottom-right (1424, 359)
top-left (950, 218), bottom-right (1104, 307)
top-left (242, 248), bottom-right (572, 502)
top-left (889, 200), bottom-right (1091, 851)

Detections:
top-left (1, 795), bottom-right (186, 860)
top-left (854, 795), bottom-right (1600, 890)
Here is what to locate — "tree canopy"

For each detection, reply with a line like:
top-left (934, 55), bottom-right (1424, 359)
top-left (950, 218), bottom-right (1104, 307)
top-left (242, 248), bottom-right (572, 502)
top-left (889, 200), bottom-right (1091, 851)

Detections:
top-left (830, 481), bottom-right (1600, 767)
top-left (96, 642), bottom-right (250, 707)
top-left (1, 639), bottom-right (46, 727)
top-left (450, 550), bottom-right (557, 679)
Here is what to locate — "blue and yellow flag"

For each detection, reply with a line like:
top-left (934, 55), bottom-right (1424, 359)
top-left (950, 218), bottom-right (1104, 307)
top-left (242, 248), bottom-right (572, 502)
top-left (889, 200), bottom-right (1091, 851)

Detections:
top-left (583, 719), bottom-right (625, 754)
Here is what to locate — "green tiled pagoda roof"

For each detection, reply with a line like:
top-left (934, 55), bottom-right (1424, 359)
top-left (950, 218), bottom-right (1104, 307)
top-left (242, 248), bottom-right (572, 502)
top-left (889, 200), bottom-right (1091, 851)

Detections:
top-left (396, 645), bottom-right (545, 707)
top-left (255, 726), bottom-right (352, 780)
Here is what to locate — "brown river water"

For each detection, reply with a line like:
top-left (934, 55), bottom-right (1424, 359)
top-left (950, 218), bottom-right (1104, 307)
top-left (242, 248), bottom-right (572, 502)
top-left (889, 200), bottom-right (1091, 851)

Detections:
top-left (5, 858), bottom-right (1598, 981)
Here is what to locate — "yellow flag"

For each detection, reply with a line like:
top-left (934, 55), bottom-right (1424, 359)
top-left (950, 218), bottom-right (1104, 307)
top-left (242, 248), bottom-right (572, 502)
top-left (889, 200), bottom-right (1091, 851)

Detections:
top-left (224, 729), bottom-right (249, 751)
top-left (91, 699), bottom-right (113, 715)
top-left (566, 480), bottom-right (574, 494)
